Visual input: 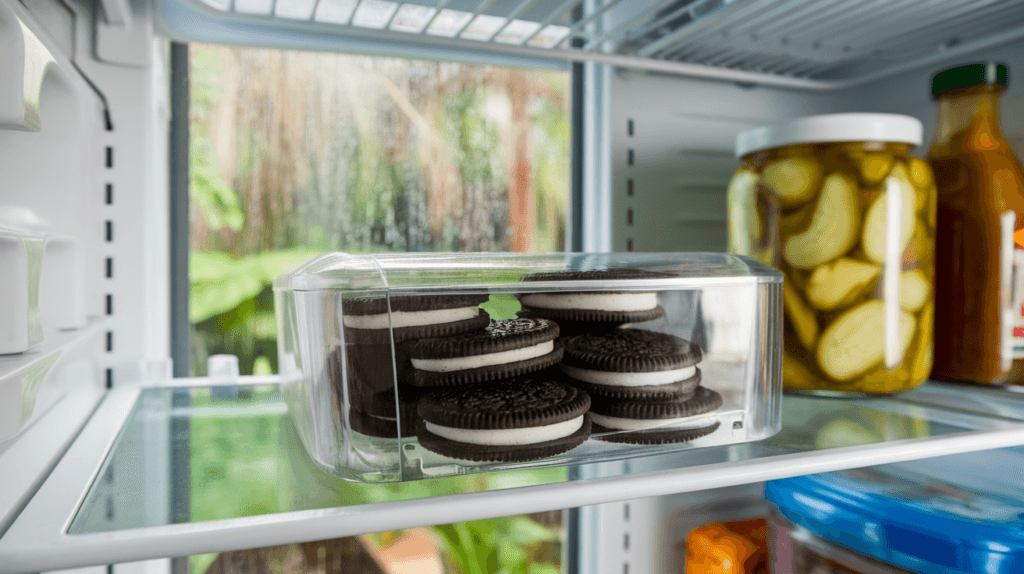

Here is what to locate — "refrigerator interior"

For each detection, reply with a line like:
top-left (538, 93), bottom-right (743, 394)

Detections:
top-left (5, 0), bottom-right (1024, 571)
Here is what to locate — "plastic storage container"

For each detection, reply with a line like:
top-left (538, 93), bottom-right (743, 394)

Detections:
top-left (764, 448), bottom-right (1024, 574)
top-left (274, 252), bottom-right (782, 482)
top-left (727, 113), bottom-right (935, 395)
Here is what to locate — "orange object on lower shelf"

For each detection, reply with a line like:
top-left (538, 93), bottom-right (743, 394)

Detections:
top-left (686, 519), bottom-right (769, 574)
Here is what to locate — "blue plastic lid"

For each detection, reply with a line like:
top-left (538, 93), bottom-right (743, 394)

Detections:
top-left (765, 448), bottom-right (1024, 574)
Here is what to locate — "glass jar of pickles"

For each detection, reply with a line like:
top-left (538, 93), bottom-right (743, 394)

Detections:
top-left (728, 113), bottom-right (935, 395)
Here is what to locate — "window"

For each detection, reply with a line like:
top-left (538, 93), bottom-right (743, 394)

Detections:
top-left (185, 43), bottom-right (571, 574)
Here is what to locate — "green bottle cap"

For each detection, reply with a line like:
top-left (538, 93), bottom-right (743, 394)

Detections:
top-left (932, 62), bottom-right (1008, 97)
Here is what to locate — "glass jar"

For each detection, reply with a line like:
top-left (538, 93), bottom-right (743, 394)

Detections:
top-left (728, 114), bottom-right (935, 395)
top-left (929, 62), bottom-right (1024, 385)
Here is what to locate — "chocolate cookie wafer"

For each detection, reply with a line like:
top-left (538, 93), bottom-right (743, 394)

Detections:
top-left (559, 329), bottom-right (703, 400)
top-left (416, 375), bottom-right (591, 462)
top-left (409, 317), bottom-right (563, 387)
top-left (518, 268), bottom-right (667, 325)
top-left (342, 293), bottom-right (490, 344)
top-left (348, 391), bottom-right (419, 439)
top-left (590, 386), bottom-right (722, 444)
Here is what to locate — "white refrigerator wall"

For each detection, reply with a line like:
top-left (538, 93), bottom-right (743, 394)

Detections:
top-left (7, 0), bottom-right (1024, 572)
top-left (614, 40), bottom-right (1024, 255)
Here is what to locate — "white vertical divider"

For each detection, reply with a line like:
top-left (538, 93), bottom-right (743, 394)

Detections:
top-left (581, 0), bottom-right (613, 253)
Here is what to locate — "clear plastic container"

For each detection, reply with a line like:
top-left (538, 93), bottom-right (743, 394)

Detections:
top-left (273, 252), bottom-right (782, 482)
top-left (765, 448), bottom-right (1024, 574)
top-left (728, 113), bottom-right (935, 395)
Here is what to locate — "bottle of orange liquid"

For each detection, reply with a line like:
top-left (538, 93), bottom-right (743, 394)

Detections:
top-left (930, 62), bottom-right (1024, 384)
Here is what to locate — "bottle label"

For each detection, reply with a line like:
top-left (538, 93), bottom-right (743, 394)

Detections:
top-left (1002, 212), bottom-right (1017, 366)
top-left (1013, 246), bottom-right (1024, 359)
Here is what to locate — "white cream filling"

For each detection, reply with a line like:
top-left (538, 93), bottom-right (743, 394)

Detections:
top-left (520, 292), bottom-right (658, 312)
top-left (560, 364), bottom-right (696, 387)
top-left (591, 412), bottom-right (718, 431)
top-left (412, 341), bottom-right (554, 372)
top-left (425, 416), bottom-right (584, 446)
top-left (343, 306), bottom-right (479, 330)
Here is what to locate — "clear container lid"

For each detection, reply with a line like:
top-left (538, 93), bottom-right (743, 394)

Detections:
top-left (765, 448), bottom-right (1024, 574)
top-left (272, 252), bottom-right (782, 293)
top-left (735, 113), bottom-right (923, 158)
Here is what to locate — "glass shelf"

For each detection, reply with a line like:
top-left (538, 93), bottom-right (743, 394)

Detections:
top-left (5, 378), bottom-right (1024, 573)
top-left (70, 381), bottom-right (1024, 535)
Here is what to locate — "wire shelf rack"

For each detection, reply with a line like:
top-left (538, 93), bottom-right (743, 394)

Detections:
top-left (162, 0), bottom-right (1024, 89)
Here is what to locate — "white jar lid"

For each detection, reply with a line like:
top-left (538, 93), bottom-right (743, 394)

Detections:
top-left (734, 113), bottom-right (923, 158)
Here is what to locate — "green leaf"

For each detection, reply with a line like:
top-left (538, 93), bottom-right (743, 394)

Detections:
top-left (188, 553), bottom-right (218, 574)
top-left (509, 517), bottom-right (559, 545)
top-left (191, 274), bottom-right (264, 323)
top-left (189, 250), bottom-right (321, 323)
top-left (480, 293), bottom-right (522, 320)
top-left (496, 539), bottom-right (528, 573)
top-left (529, 562), bottom-right (560, 574)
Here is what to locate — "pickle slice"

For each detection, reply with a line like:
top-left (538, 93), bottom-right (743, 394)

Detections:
top-left (816, 300), bottom-right (916, 382)
top-left (762, 157), bottom-right (822, 207)
top-left (783, 173), bottom-right (860, 269)
top-left (783, 350), bottom-right (818, 389)
top-left (861, 166), bottom-right (916, 263)
top-left (855, 153), bottom-right (896, 186)
top-left (783, 281), bottom-right (818, 352)
top-left (805, 258), bottom-right (882, 311)
top-left (900, 269), bottom-right (930, 312)
top-left (909, 304), bottom-right (934, 384)
top-left (727, 170), bottom-right (760, 256)
top-left (908, 157), bottom-right (934, 189)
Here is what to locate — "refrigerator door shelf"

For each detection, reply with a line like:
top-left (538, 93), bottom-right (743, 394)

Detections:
top-left (0, 320), bottom-right (105, 537)
top-left (4, 378), bottom-right (1024, 572)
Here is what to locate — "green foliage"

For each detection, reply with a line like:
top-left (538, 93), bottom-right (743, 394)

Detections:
top-left (481, 293), bottom-right (522, 320)
top-left (190, 249), bottom-right (320, 323)
top-left (188, 553), bottom-right (217, 574)
top-left (191, 137), bottom-right (245, 233)
top-left (189, 399), bottom-right (281, 523)
top-left (433, 516), bottom-right (561, 574)
top-left (190, 48), bottom-right (244, 235)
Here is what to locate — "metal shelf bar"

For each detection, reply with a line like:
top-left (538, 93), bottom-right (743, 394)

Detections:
top-left (858, 2), bottom-right (1024, 58)
top-left (418, 0), bottom-right (452, 34)
top-left (639, 0), bottom-right (818, 60)
top-left (582, 0), bottom-right (682, 49)
top-left (520, 0), bottom-right (580, 44)
top-left (816, 0), bottom-right (995, 49)
top-left (452, 0), bottom-right (497, 37)
top-left (565, 0), bottom-right (628, 43)
top-left (162, 0), bottom-right (1024, 89)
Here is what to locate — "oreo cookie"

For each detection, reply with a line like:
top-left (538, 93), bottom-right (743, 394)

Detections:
top-left (518, 269), bottom-right (667, 324)
top-left (590, 386), bottom-right (722, 444)
top-left (416, 375), bottom-right (592, 462)
top-left (559, 329), bottom-right (703, 399)
top-left (344, 342), bottom-right (411, 395)
top-left (577, 368), bottom-right (703, 401)
top-left (342, 293), bottom-right (491, 344)
top-left (348, 393), bottom-right (419, 439)
top-left (409, 317), bottom-right (563, 387)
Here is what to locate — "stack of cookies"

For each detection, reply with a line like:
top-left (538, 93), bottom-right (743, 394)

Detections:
top-left (519, 268), bottom-right (723, 444)
top-left (330, 267), bottom-right (723, 463)
top-left (335, 293), bottom-right (490, 439)
top-left (559, 330), bottom-right (722, 443)
top-left (408, 316), bottom-right (590, 462)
